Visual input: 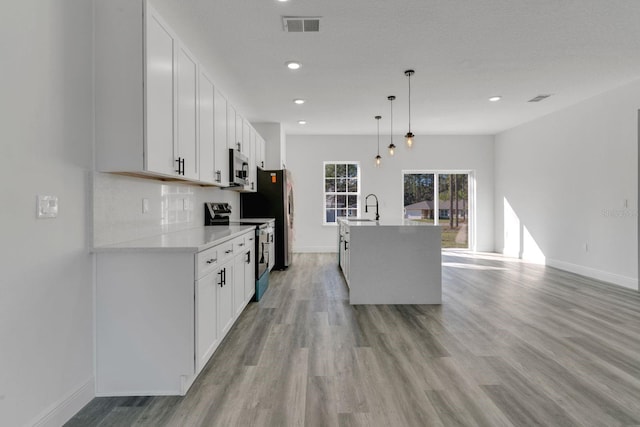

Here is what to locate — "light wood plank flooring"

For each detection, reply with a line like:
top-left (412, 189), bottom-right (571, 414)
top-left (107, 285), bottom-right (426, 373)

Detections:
top-left (67, 252), bottom-right (640, 426)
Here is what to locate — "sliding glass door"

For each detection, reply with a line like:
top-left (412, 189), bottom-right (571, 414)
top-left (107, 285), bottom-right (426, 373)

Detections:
top-left (403, 171), bottom-right (472, 249)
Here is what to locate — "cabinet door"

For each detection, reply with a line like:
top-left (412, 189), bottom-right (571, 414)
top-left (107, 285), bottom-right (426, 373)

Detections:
top-left (248, 126), bottom-right (257, 192)
top-left (233, 252), bottom-right (246, 316)
top-left (177, 45), bottom-right (199, 180)
top-left (195, 271), bottom-right (217, 373)
top-left (216, 261), bottom-right (234, 338)
top-left (238, 114), bottom-right (246, 155)
top-left (227, 103), bottom-right (236, 150)
top-left (214, 89), bottom-right (229, 186)
top-left (198, 71), bottom-right (215, 184)
top-left (145, 9), bottom-right (176, 176)
top-left (257, 135), bottom-right (266, 170)
top-left (244, 245), bottom-right (255, 302)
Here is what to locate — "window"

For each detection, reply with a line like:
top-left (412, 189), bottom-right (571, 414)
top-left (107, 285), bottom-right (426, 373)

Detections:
top-left (403, 171), bottom-right (472, 248)
top-left (323, 161), bottom-right (360, 224)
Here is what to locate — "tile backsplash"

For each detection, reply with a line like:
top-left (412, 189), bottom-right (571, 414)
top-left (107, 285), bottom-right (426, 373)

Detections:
top-left (92, 172), bottom-right (240, 246)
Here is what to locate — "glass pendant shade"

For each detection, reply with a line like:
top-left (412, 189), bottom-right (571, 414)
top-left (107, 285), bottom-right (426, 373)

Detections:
top-left (388, 143), bottom-right (396, 156)
top-left (405, 132), bottom-right (414, 148)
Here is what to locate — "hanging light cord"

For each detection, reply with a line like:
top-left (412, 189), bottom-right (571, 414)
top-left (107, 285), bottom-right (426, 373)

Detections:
top-left (377, 117), bottom-right (380, 154)
top-left (407, 73), bottom-right (411, 133)
top-left (390, 98), bottom-right (393, 143)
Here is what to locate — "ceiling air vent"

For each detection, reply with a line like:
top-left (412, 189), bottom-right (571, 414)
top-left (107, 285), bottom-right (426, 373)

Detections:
top-left (282, 16), bottom-right (321, 32)
top-left (528, 94), bottom-right (552, 102)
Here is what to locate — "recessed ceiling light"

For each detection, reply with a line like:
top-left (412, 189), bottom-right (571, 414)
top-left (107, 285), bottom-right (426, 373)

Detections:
top-left (298, 120), bottom-right (307, 125)
top-left (277, 0), bottom-right (288, 2)
top-left (286, 61), bottom-right (301, 70)
top-left (489, 96), bottom-right (502, 102)
top-left (293, 99), bottom-right (305, 105)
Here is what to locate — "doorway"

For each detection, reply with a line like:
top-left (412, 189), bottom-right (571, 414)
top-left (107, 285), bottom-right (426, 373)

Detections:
top-left (402, 171), bottom-right (473, 249)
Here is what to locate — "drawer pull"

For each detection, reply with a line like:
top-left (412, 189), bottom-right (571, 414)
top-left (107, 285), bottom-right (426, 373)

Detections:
top-left (225, 249), bottom-right (233, 254)
top-left (206, 258), bottom-right (217, 264)
top-left (238, 243), bottom-right (245, 247)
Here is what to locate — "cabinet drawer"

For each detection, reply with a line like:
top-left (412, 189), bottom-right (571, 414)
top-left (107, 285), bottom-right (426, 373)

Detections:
top-left (234, 235), bottom-right (249, 253)
top-left (196, 246), bottom-right (219, 279)
top-left (216, 240), bottom-right (236, 265)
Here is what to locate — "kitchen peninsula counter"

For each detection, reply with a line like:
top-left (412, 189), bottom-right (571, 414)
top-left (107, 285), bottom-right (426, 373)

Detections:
top-left (338, 218), bottom-right (442, 304)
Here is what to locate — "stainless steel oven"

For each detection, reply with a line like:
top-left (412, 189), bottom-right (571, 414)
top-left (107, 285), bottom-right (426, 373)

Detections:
top-left (234, 219), bottom-right (275, 301)
top-left (257, 224), bottom-right (270, 278)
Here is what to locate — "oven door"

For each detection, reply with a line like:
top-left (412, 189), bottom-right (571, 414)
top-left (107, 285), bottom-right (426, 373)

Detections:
top-left (257, 227), bottom-right (269, 278)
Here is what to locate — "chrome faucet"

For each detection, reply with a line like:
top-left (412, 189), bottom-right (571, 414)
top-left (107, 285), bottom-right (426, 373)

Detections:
top-left (364, 193), bottom-right (380, 221)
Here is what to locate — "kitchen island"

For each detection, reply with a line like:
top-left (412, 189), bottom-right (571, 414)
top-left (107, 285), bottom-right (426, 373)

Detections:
top-left (338, 218), bottom-right (442, 304)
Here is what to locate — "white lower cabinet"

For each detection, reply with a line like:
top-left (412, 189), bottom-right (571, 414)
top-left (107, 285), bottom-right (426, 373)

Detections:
top-left (216, 258), bottom-right (235, 338)
top-left (95, 229), bottom-right (254, 396)
top-left (195, 267), bottom-right (217, 372)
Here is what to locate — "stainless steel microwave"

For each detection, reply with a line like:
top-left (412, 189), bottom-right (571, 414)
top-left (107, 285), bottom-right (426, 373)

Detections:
top-left (229, 148), bottom-right (249, 186)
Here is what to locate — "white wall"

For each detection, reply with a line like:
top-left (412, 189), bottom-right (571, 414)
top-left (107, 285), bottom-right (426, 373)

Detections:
top-left (495, 79), bottom-right (639, 290)
top-left (287, 135), bottom-right (494, 252)
top-left (0, 1), bottom-right (95, 426)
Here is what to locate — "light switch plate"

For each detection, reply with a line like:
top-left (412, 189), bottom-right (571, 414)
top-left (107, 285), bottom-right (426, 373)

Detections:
top-left (142, 198), bottom-right (149, 214)
top-left (37, 195), bottom-right (58, 218)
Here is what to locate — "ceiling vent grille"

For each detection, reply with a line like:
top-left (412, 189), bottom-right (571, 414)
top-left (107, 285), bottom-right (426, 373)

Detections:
top-left (283, 16), bottom-right (321, 32)
top-left (528, 94), bottom-right (552, 102)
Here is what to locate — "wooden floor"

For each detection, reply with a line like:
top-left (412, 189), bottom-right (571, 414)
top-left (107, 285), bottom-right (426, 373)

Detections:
top-left (67, 252), bottom-right (640, 427)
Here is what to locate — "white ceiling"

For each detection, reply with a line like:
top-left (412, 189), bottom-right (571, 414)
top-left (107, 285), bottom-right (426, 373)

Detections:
top-left (151, 0), bottom-right (640, 136)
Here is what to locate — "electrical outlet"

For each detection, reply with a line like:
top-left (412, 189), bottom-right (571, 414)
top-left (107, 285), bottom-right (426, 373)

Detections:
top-left (37, 195), bottom-right (58, 218)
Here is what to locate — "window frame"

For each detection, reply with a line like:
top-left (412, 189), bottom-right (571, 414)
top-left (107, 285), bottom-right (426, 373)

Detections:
top-left (322, 161), bottom-right (361, 225)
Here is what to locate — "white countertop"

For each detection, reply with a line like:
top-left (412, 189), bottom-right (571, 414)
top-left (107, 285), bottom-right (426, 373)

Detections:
top-left (232, 218), bottom-right (276, 224)
top-left (337, 218), bottom-right (441, 227)
top-left (92, 225), bottom-right (256, 253)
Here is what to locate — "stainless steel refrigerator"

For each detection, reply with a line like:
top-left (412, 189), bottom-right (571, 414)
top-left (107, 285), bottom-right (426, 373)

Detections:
top-left (240, 169), bottom-right (293, 270)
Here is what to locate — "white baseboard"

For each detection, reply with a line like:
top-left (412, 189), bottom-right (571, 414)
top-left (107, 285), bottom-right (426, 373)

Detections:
top-left (31, 377), bottom-right (94, 427)
top-left (546, 258), bottom-right (638, 290)
top-left (293, 246), bottom-right (337, 253)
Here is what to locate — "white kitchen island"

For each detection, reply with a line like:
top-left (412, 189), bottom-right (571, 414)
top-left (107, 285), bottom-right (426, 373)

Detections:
top-left (338, 218), bottom-right (442, 304)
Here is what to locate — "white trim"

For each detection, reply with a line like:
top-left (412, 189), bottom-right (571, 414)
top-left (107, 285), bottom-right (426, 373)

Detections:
top-left (546, 258), bottom-right (638, 290)
top-left (294, 246), bottom-right (337, 253)
top-left (31, 377), bottom-right (94, 427)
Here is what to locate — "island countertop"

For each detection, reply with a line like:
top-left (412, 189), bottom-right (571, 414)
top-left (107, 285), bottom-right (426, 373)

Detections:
top-left (337, 217), bottom-right (441, 227)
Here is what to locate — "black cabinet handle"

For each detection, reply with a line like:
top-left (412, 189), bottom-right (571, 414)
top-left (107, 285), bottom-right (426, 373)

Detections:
top-left (344, 241), bottom-right (349, 250)
top-left (174, 157), bottom-right (186, 175)
top-left (246, 251), bottom-right (251, 263)
top-left (218, 269), bottom-right (224, 287)
top-left (215, 170), bottom-right (221, 182)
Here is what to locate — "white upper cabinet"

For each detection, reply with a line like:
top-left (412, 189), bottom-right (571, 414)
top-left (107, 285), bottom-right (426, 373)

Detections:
top-left (144, 9), bottom-right (177, 176)
top-left (257, 135), bottom-right (266, 170)
top-left (227, 103), bottom-right (236, 151)
top-left (95, 0), bottom-right (266, 187)
top-left (214, 89), bottom-right (229, 186)
top-left (177, 45), bottom-right (199, 180)
top-left (199, 71), bottom-right (215, 184)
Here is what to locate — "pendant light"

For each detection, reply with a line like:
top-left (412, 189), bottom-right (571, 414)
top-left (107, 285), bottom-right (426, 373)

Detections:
top-left (387, 96), bottom-right (396, 156)
top-left (404, 69), bottom-right (415, 148)
top-left (375, 115), bottom-right (382, 167)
